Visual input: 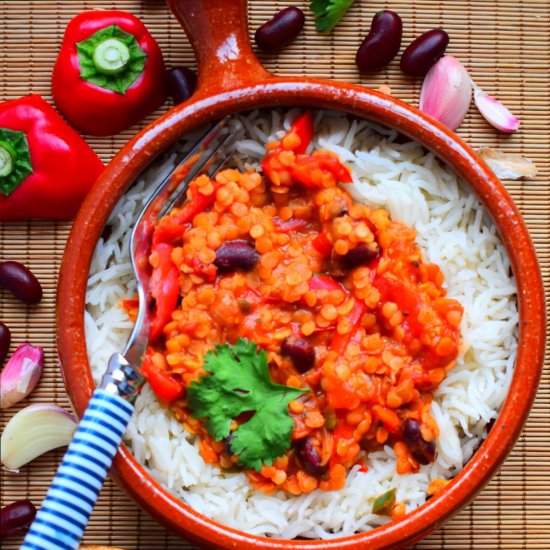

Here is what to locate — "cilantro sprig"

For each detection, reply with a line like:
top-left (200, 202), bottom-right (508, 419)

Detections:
top-left (188, 339), bottom-right (308, 471)
top-left (310, 0), bottom-right (357, 33)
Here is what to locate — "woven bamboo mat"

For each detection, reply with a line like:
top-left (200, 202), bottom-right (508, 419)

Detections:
top-left (1, 0), bottom-right (548, 548)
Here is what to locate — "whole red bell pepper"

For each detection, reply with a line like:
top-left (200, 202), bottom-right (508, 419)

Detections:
top-left (0, 95), bottom-right (104, 220)
top-left (52, 10), bottom-right (167, 136)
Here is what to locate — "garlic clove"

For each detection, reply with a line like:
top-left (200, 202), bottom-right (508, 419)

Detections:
top-left (479, 147), bottom-right (537, 179)
top-left (474, 85), bottom-right (519, 133)
top-left (1, 404), bottom-right (76, 470)
top-left (0, 344), bottom-right (44, 409)
top-left (419, 55), bottom-right (472, 131)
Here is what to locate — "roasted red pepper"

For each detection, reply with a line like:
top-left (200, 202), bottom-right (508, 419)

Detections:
top-left (331, 299), bottom-right (366, 353)
top-left (141, 354), bottom-right (185, 402)
top-left (262, 111), bottom-right (352, 188)
top-left (149, 242), bottom-right (180, 343)
top-left (52, 10), bottom-right (167, 136)
top-left (0, 95), bottom-right (104, 220)
top-left (284, 111), bottom-right (314, 154)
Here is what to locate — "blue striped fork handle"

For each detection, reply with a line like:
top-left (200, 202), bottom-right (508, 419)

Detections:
top-left (21, 353), bottom-right (143, 550)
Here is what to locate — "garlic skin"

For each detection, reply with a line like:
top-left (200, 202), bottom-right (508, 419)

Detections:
top-left (0, 344), bottom-right (44, 409)
top-left (479, 147), bottom-right (537, 179)
top-left (1, 404), bottom-right (76, 470)
top-left (474, 85), bottom-right (519, 133)
top-left (419, 55), bottom-right (472, 131)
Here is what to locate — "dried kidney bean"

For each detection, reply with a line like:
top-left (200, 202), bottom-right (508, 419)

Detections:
top-left (339, 245), bottom-right (379, 270)
top-left (355, 11), bottom-right (403, 72)
top-left (403, 418), bottom-right (436, 465)
top-left (297, 437), bottom-right (328, 477)
top-left (166, 67), bottom-right (198, 105)
top-left (0, 321), bottom-right (10, 365)
top-left (0, 500), bottom-right (36, 539)
top-left (214, 240), bottom-right (258, 272)
top-left (281, 337), bottom-right (315, 372)
top-left (0, 261), bottom-right (42, 304)
top-left (400, 29), bottom-right (450, 76)
top-left (254, 7), bottom-right (305, 52)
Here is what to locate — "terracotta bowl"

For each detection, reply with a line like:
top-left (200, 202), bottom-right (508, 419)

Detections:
top-left (57, 1), bottom-right (546, 548)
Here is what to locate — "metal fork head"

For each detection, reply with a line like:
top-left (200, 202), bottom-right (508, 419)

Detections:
top-left (123, 118), bottom-right (234, 368)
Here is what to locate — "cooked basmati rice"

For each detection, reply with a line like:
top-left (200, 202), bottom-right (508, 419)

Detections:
top-left (85, 110), bottom-right (518, 539)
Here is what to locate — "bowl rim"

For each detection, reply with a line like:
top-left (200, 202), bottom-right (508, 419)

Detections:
top-left (57, 78), bottom-right (546, 550)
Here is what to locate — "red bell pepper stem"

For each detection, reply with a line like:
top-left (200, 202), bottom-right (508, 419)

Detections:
top-left (149, 242), bottom-right (180, 342)
top-left (312, 231), bottom-right (332, 256)
top-left (0, 95), bottom-right (104, 220)
top-left (286, 111), bottom-right (314, 154)
top-left (330, 299), bottom-right (366, 353)
top-left (52, 10), bottom-right (167, 136)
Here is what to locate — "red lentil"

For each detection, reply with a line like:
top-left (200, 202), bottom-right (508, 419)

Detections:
top-left (138, 115), bottom-right (464, 496)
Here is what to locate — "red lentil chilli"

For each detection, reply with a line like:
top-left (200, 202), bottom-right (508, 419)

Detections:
top-left (134, 111), bottom-right (463, 499)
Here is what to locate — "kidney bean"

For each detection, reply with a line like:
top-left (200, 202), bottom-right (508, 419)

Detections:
top-left (224, 433), bottom-right (235, 456)
top-left (167, 67), bottom-right (198, 105)
top-left (339, 245), bottom-right (379, 270)
top-left (281, 337), bottom-right (315, 373)
top-left (0, 321), bottom-right (10, 365)
top-left (355, 11), bottom-right (403, 72)
top-left (214, 240), bottom-right (258, 273)
top-left (403, 418), bottom-right (436, 465)
top-left (297, 438), bottom-right (328, 477)
top-left (0, 261), bottom-right (42, 304)
top-left (400, 29), bottom-right (450, 76)
top-left (254, 7), bottom-right (305, 52)
top-left (0, 500), bottom-right (36, 539)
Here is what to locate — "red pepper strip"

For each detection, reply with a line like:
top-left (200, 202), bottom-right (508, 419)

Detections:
top-left (312, 231), bottom-right (332, 256)
top-left (52, 10), bottom-right (166, 136)
top-left (0, 95), bottom-right (104, 220)
top-left (273, 217), bottom-right (308, 232)
top-left (309, 275), bottom-right (344, 292)
top-left (284, 111), bottom-right (314, 154)
top-left (290, 154), bottom-right (353, 187)
top-left (149, 242), bottom-right (180, 342)
top-left (373, 405), bottom-right (401, 434)
top-left (153, 185), bottom-right (218, 246)
top-left (141, 355), bottom-right (185, 402)
top-left (331, 299), bottom-right (366, 353)
top-left (372, 274), bottom-right (423, 338)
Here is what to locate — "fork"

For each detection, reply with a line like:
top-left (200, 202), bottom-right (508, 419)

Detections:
top-left (21, 119), bottom-right (232, 550)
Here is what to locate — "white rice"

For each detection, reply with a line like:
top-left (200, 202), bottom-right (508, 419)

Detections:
top-left (85, 110), bottom-right (518, 539)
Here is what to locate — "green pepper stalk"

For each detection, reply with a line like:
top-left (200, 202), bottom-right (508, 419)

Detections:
top-left (52, 11), bottom-right (167, 136)
top-left (0, 129), bottom-right (33, 196)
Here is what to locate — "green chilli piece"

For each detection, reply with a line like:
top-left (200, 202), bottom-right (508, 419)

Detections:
top-left (77, 25), bottom-right (147, 94)
top-left (372, 488), bottom-right (396, 515)
top-left (0, 129), bottom-right (33, 196)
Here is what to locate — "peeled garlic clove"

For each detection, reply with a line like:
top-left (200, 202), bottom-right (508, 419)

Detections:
top-left (474, 85), bottom-right (519, 133)
top-left (1, 404), bottom-right (76, 470)
top-left (0, 344), bottom-right (44, 409)
top-left (419, 55), bottom-right (472, 131)
top-left (479, 147), bottom-right (537, 179)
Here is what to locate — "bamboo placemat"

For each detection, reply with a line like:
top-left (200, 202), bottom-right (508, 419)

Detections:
top-left (1, 1), bottom-right (548, 548)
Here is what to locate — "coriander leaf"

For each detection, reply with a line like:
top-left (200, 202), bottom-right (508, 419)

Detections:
top-left (187, 339), bottom-right (307, 471)
top-left (310, 0), bottom-right (357, 33)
